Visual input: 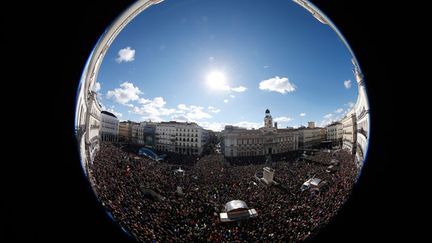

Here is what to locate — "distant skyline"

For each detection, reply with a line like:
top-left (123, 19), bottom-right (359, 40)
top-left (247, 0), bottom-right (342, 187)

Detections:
top-left (94, 0), bottom-right (358, 131)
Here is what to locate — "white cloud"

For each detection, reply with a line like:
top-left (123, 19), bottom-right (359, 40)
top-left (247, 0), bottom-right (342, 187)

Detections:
top-left (197, 121), bottom-right (226, 132)
top-left (231, 86), bottom-right (247, 92)
top-left (177, 104), bottom-right (188, 110)
top-left (92, 82), bottom-right (101, 92)
top-left (106, 82), bottom-right (142, 105)
top-left (300, 113), bottom-right (306, 117)
top-left (274, 116), bottom-right (292, 123)
top-left (320, 111), bottom-right (344, 127)
top-left (234, 121), bottom-right (262, 130)
top-left (116, 47), bottom-right (135, 63)
top-left (170, 114), bottom-right (189, 122)
top-left (199, 120), bottom-right (262, 131)
top-left (170, 104), bottom-right (213, 122)
top-left (151, 97), bottom-right (167, 108)
top-left (106, 108), bottom-right (122, 118)
top-left (141, 116), bottom-right (164, 123)
top-left (185, 106), bottom-right (212, 120)
top-left (344, 79), bottom-right (352, 89)
top-left (320, 119), bottom-right (334, 127)
top-left (134, 101), bottom-right (214, 123)
top-left (347, 102), bottom-right (355, 108)
top-left (131, 96), bottom-right (175, 121)
top-left (229, 94), bottom-right (235, 98)
top-left (138, 98), bottom-right (151, 104)
top-left (208, 106), bottom-right (221, 113)
top-left (224, 99), bottom-right (229, 103)
top-left (323, 113), bottom-right (333, 119)
top-left (259, 76), bottom-right (296, 94)
top-left (263, 65), bottom-right (270, 69)
top-left (193, 118), bottom-right (265, 132)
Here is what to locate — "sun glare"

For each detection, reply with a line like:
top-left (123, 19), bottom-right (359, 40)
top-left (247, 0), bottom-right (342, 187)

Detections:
top-left (206, 71), bottom-right (230, 91)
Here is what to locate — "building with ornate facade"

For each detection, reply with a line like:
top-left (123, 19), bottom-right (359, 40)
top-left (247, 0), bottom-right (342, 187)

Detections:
top-left (297, 122), bottom-right (326, 149)
top-left (326, 122), bottom-right (343, 146)
top-left (86, 91), bottom-right (102, 163)
top-left (352, 58), bottom-right (370, 167)
top-left (341, 109), bottom-right (357, 154)
top-left (340, 59), bottom-right (370, 168)
top-left (100, 111), bottom-right (119, 142)
top-left (294, 0), bottom-right (370, 167)
top-left (118, 121), bottom-right (134, 142)
top-left (221, 109), bottom-right (298, 157)
top-left (74, 0), bottom-right (164, 175)
top-left (131, 122), bottom-right (144, 145)
top-left (155, 121), bottom-right (207, 155)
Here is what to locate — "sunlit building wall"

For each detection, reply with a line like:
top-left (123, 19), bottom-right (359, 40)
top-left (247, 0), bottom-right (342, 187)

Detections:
top-left (341, 109), bottom-right (357, 154)
top-left (86, 91), bottom-right (102, 163)
top-left (352, 58), bottom-right (370, 167)
top-left (119, 121), bottom-right (133, 142)
top-left (222, 110), bottom-right (298, 157)
top-left (326, 122), bottom-right (343, 145)
top-left (155, 121), bottom-right (205, 155)
top-left (131, 122), bottom-right (142, 145)
top-left (297, 126), bottom-right (326, 149)
top-left (100, 111), bottom-right (119, 142)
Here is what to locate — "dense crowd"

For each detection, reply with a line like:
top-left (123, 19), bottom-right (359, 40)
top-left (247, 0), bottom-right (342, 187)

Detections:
top-left (225, 151), bottom-right (300, 166)
top-left (89, 143), bottom-right (358, 242)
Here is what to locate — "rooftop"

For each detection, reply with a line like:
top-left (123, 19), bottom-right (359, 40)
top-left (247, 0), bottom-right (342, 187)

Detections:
top-left (101, 110), bottom-right (118, 118)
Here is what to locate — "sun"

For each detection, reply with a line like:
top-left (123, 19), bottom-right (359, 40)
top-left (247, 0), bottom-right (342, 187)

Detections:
top-left (206, 71), bottom-right (230, 91)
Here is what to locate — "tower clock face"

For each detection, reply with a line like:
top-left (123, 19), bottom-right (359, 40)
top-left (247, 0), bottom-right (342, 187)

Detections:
top-left (75, 0), bottom-right (370, 242)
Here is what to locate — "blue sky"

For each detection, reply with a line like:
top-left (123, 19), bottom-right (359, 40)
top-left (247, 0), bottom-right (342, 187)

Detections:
top-left (93, 0), bottom-right (358, 131)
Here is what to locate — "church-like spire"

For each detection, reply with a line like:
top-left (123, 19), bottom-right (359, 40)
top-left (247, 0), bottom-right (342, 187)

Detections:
top-left (264, 109), bottom-right (273, 128)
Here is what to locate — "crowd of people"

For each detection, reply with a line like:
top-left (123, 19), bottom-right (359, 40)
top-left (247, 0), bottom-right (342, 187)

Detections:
top-left (89, 143), bottom-right (359, 242)
top-left (225, 151), bottom-right (300, 167)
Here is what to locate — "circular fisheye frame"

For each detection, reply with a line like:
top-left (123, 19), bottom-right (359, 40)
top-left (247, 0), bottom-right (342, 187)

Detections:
top-left (75, 0), bottom-right (370, 241)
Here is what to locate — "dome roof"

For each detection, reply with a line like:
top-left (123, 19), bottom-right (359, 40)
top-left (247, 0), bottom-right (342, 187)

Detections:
top-left (225, 200), bottom-right (249, 212)
top-left (101, 110), bottom-right (117, 118)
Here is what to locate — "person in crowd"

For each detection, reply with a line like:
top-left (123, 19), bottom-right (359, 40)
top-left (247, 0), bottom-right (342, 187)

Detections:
top-left (89, 142), bottom-right (358, 242)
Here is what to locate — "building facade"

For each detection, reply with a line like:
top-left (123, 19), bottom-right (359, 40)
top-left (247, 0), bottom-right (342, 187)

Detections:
top-left (86, 91), bottom-right (102, 163)
top-left (222, 110), bottom-right (298, 157)
top-left (340, 58), bottom-right (370, 168)
top-left (352, 58), bottom-right (370, 167)
top-left (119, 121), bottom-right (133, 142)
top-left (143, 122), bottom-right (156, 148)
top-left (100, 111), bottom-right (119, 142)
top-left (297, 126), bottom-right (326, 149)
top-left (155, 121), bottom-right (206, 155)
top-left (326, 122), bottom-right (343, 146)
top-left (131, 122), bottom-right (143, 145)
top-left (341, 109), bottom-right (357, 154)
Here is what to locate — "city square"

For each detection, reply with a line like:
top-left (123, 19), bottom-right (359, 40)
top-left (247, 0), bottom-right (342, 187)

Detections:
top-left (74, 0), bottom-right (370, 241)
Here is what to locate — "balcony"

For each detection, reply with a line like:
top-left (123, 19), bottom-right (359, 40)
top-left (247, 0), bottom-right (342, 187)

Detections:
top-left (358, 128), bottom-right (367, 138)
